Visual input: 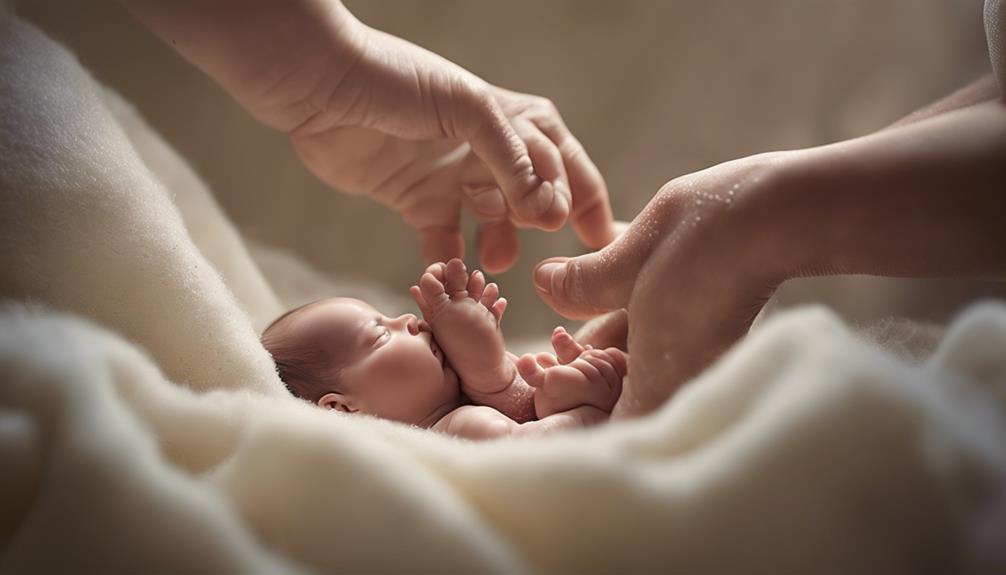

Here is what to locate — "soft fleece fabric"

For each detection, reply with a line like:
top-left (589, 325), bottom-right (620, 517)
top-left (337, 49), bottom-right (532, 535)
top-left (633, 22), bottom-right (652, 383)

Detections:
top-left (2, 7), bottom-right (1005, 574)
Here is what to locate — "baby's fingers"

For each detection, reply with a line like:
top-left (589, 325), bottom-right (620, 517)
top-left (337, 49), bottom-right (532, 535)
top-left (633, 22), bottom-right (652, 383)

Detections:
top-left (551, 326), bottom-right (585, 364)
top-left (574, 356), bottom-right (603, 379)
top-left (517, 353), bottom-right (546, 388)
top-left (534, 352), bottom-right (559, 369)
top-left (581, 352), bottom-right (620, 388)
top-left (602, 347), bottom-right (629, 378)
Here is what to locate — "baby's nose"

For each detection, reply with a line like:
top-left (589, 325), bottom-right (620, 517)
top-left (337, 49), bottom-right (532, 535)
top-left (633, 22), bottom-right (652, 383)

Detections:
top-left (397, 313), bottom-right (420, 335)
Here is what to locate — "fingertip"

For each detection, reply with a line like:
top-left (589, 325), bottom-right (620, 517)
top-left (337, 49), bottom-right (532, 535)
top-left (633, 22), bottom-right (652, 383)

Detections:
top-left (533, 257), bottom-right (569, 297)
top-left (573, 199), bottom-right (618, 250)
top-left (477, 221), bottom-right (519, 274)
top-left (513, 180), bottom-right (569, 231)
top-left (533, 250), bottom-right (634, 320)
top-left (419, 228), bottom-right (464, 267)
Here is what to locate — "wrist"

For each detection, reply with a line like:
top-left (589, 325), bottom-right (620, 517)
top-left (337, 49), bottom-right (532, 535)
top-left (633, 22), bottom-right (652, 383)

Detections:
top-left (720, 151), bottom-right (812, 288)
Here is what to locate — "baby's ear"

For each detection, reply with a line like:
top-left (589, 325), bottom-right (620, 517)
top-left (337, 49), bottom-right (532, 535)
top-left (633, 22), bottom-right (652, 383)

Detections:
top-left (318, 392), bottom-right (356, 413)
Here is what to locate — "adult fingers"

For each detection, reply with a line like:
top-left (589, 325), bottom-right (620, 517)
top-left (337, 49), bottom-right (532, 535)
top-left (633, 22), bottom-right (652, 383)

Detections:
top-left (477, 220), bottom-right (519, 274)
top-left (418, 226), bottom-right (464, 266)
top-left (532, 183), bottom-right (685, 319)
top-left (459, 181), bottom-right (520, 274)
top-left (572, 309), bottom-right (628, 351)
top-left (458, 85), bottom-right (569, 230)
top-left (532, 107), bottom-right (616, 250)
top-left (530, 239), bottom-right (640, 320)
top-left (507, 116), bottom-right (571, 230)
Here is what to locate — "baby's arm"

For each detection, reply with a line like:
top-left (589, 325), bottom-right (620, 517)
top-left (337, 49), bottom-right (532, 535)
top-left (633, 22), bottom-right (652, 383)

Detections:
top-left (433, 404), bottom-right (607, 440)
top-left (411, 259), bottom-right (536, 423)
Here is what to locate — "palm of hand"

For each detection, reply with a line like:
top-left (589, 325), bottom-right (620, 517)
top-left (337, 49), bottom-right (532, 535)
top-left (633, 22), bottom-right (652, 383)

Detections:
top-left (292, 126), bottom-right (488, 265)
top-left (411, 259), bottom-right (510, 395)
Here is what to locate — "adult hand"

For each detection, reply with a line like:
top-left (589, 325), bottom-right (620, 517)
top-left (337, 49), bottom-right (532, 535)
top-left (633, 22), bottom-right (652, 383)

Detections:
top-left (126, 0), bottom-right (615, 273)
top-left (536, 95), bottom-right (1006, 420)
top-left (533, 152), bottom-right (799, 419)
top-left (292, 82), bottom-right (616, 273)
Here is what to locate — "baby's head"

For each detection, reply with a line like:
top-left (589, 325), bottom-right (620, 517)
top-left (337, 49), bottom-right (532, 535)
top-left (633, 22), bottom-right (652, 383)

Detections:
top-left (261, 298), bottom-right (458, 425)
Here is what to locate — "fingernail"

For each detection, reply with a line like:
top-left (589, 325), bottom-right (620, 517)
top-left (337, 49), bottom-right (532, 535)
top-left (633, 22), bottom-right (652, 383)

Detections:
top-left (534, 261), bottom-right (567, 295)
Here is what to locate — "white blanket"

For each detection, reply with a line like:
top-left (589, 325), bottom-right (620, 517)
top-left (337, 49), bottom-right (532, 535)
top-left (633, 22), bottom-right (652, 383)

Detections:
top-left (2, 9), bottom-right (1005, 574)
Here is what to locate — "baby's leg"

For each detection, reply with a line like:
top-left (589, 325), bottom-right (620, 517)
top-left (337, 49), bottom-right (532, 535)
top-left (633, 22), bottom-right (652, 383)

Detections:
top-left (411, 259), bottom-right (534, 422)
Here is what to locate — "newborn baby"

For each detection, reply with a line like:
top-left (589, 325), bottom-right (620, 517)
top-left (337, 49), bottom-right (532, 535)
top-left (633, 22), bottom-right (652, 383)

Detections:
top-left (261, 259), bottom-right (627, 440)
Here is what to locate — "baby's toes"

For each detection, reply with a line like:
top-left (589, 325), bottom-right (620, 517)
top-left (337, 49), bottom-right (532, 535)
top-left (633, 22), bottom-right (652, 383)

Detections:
top-left (409, 285), bottom-right (428, 312)
top-left (467, 269), bottom-right (486, 302)
top-left (480, 283), bottom-right (499, 309)
top-left (444, 258), bottom-right (469, 299)
top-left (490, 297), bottom-right (507, 324)
top-left (423, 262), bottom-right (447, 282)
top-left (419, 272), bottom-right (449, 312)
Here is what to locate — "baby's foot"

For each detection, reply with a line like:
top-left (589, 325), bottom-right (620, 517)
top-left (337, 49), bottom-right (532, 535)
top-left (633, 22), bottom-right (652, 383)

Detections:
top-left (411, 258), bottom-right (512, 396)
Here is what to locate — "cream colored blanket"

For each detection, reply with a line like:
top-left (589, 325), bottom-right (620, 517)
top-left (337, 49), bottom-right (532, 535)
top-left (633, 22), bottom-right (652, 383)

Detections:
top-left (2, 9), bottom-right (1005, 574)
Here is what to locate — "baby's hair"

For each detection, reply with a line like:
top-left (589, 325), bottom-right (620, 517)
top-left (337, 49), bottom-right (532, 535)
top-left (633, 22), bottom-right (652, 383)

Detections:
top-left (261, 301), bottom-right (341, 403)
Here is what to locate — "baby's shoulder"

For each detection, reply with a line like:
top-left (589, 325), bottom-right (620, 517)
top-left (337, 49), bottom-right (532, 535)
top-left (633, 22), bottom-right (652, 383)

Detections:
top-left (434, 405), bottom-right (515, 440)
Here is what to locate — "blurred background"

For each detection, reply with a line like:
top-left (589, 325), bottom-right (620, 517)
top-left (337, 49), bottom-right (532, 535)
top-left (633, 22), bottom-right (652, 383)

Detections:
top-left (15, 0), bottom-right (995, 340)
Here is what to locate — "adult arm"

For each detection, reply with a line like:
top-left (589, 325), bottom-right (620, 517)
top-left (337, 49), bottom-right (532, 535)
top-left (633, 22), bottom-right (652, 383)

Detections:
top-left (535, 98), bottom-right (1006, 417)
top-left (122, 0), bottom-right (615, 271)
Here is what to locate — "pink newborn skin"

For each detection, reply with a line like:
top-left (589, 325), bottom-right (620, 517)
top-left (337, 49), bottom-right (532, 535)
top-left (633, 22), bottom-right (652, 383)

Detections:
top-left (261, 259), bottom-right (626, 440)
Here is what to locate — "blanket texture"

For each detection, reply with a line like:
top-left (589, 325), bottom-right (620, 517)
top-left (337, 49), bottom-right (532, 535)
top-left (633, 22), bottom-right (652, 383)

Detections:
top-left (2, 7), bottom-right (1005, 574)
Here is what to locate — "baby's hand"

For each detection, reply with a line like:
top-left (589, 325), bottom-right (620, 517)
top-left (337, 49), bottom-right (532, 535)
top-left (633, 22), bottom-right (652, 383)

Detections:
top-left (410, 258), bottom-right (512, 396)
top-left (518, 327), bottom-right (627, 418)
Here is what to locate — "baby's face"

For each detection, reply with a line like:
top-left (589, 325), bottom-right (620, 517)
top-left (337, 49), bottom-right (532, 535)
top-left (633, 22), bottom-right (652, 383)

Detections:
top-left (294, 298), bottom-right (459, 425)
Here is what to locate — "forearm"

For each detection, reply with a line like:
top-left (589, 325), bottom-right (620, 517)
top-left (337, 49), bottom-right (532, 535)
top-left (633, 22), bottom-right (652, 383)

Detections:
top-left (778, 99), bottom-right (1006, 281)
top-left (121, 0), bottom-right (362, 132)
top-left (885, 74), bottom-right (1000, 130)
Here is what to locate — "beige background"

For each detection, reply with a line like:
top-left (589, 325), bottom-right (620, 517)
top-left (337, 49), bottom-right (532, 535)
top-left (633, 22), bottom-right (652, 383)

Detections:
top-left (16, 0), bottom-right (993, 338)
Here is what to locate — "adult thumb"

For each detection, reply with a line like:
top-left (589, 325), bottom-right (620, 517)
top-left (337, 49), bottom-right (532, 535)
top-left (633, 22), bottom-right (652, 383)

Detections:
top-left (532, 237), bottom-right (641, 320)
